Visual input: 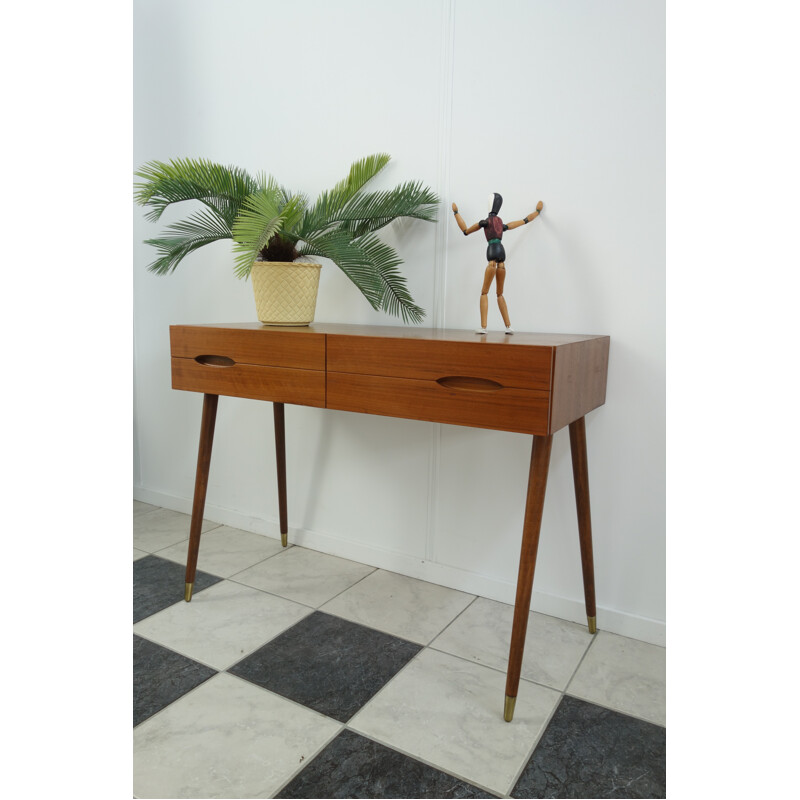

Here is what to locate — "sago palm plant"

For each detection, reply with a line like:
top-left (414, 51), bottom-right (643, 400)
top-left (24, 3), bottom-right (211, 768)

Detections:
top-left (134, 153), bottom-right (438, 323)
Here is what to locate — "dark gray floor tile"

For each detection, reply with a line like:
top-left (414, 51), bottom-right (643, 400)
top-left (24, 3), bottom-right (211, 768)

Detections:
top-left (511, 695), bottom-right (666, 798)
top-left (276, 729), bottom-right (497, 799)
top-left (228, 611), bottom-right (421, 722)
top-left (133, 554), bottom-right (222, 623)
top-left (133, 635), bottom-right (217, 726)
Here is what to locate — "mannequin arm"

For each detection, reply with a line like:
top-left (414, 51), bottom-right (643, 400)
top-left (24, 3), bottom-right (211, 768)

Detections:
top-left (452, 202), bottom-right (481, 235)
top-left (505, 201), bottom-right (544, 230)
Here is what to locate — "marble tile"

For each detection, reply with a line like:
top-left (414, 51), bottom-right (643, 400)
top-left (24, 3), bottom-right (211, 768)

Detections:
top-left (229, 611), bottom-right (421, 723)
top-left (134, 547), bottom-right (149, 561)
top-left (276, 729), bottom-right (498, 799)
top-left (157, 524), bottom-right (285, 577)
top-left (234, 546), bottom-right (375, 608)
top-left (134, 500), bottom-right (158, 517)
top-left (511, 695), bottom-right (666, 798)
top-left (133, 555), bottom-right (223, 623)
top-left (350, 648), bottom-right (560, 796)
top-left (134, 580), bottom-right (312, 670)
top-left (431, 597), bottom-right (592, 690)
top-left (133, 672), bottom-right (341, 799)
top-left (133, 507), bottom-right (220, 554)
top-left (322, 570), bottom-right (475, 645)
top-left (567, 631), bottom-right (666, 726)
top-left (134, 635), bottom-right (216, 727)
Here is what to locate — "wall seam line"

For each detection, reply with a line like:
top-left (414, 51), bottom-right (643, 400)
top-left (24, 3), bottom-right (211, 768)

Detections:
top-left (425, 0), bottom-right (456, 564)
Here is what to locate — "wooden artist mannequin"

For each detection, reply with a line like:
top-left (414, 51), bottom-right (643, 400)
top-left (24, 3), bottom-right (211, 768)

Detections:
top-left (452, 194), bottom-right (544, 334)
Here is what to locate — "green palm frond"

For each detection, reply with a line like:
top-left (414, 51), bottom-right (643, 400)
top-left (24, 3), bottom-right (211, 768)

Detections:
top-left (278, 184), bottom-right (309, 225)
top-left (143, 208), bottom-right (233, 275)
top-left (297, 230), bottom-right (384, 310)
top-left (331, 152), bottom-right (391, 200)
top-left (297, 231), bottom-right (425, 323)
top-left (337, 181), bottom-right (439, 238)
top-left (298, 153), bottom-right (391, 237)
top-left (134, 158), bottom-right (257, 226)
top-left (355, 235), bottom-right (426, 324)
top-left (230, 181), bottom-right (285, 278)
top-left (278, 192), bottom-right (308, 240)
top-left (230, 184), bottom-right (309, 278)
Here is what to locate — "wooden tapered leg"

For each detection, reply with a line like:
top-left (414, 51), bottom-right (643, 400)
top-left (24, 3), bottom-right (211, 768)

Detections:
top-left (274, 402), bottom-right (288, 547)
top-left (184, 393), bottom-right (219, 602)
top-left (569, 416), bottom-right (597, 633)
top-left (504, 433), bottom-right (553, 721)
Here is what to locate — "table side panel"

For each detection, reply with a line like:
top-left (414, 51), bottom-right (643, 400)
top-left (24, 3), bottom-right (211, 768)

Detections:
top-left (549, 337), bottom-right (610, 433)
top-left (327, 335), bottom-right (553, 392)
top-left (327, 372), bottom-right (550, 435)
top-left (170, 326), bottom-right (326, 371)
top-left (171, 358), bottom-right (325, 407)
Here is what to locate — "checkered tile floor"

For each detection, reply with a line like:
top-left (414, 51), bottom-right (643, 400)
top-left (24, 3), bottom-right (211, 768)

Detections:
top-left (133, 501), bottom-right (666, 798)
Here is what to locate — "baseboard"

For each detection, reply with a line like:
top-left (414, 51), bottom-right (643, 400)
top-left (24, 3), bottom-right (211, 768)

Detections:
top-left (134, 485), bottom-right (666, 647)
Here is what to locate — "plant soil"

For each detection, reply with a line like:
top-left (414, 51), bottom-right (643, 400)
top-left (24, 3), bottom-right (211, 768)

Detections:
top-left (258, 235), bottom-right (299, 263)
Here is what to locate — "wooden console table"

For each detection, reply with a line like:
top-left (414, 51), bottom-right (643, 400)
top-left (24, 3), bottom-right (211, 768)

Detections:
top-left (170, 322), bottom-right (610, 722)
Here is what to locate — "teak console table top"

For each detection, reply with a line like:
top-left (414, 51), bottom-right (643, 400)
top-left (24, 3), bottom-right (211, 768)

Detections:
top-left (169, 322), bottom-right (610, 722)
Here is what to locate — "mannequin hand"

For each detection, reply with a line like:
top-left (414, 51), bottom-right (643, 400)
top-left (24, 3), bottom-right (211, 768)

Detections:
top-left (452, 202), bottom-right (459, 213)
top-left (536, 201), bottom-right (543, 212)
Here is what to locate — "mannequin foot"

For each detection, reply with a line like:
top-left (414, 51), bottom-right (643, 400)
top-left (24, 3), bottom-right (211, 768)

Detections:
top-left (505, 327), bottom-right (514, 335)
top-left (475, 327), bottom-right (487, 335)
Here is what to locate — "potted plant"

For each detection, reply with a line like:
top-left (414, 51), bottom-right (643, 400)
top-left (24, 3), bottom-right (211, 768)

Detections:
top-left (134, 153), bottom-right (438, 324)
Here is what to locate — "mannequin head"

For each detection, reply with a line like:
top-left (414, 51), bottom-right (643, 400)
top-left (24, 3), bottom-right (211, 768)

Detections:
top-left (487, 192), bottom-right (503, 216)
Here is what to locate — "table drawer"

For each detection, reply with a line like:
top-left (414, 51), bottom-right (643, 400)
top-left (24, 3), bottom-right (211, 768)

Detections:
top-left (170, 326), bottom-right (325, 371)
top-left (327, 373), bottom-right (550, 435)
top-left (327, 335), bottom-right (552, 391)
top-left (172, 358), bottom-right (325, 407)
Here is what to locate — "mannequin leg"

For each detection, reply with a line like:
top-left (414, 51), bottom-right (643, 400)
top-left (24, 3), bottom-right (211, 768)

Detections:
top-left (495, 263), bottom-right (512, 331)
top-left (479, 262), bottom-right (497, 332)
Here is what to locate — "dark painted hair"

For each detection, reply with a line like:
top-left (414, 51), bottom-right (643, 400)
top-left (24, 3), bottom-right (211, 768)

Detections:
top-left (490, 193), bottom-right (503, 215)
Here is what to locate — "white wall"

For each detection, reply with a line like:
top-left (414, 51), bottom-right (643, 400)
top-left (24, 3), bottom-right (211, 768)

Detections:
top-left (133, 0), bottom-right (665, 645)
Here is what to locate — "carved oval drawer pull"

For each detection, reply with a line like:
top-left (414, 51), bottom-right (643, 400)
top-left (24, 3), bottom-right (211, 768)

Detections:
top-left (195, 354), bottom-right (235, 367)
top-left (436, 376), bottom-right (504, 392)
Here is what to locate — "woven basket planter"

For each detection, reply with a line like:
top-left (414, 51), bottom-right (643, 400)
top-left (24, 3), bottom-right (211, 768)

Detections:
top-left (250, 261), bottom-right (322, 326)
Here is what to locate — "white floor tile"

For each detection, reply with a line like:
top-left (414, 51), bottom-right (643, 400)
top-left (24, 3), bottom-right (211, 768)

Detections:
top-left (156, 525), bottom-right (285, 577)
top-left (350, 648), bottom-right (559, 796)
top-left (134, 500), bottom-right (158, 517)
top-left (321, 570), bottom-right (474, 645)
top-left (431, 597), bottom-right (593, 690)
top-left (134, 673), bottom-right (341, 799)
top-left (133, 507), bottom-right (220, 554)
top-left (133, 580), bottom-right (312, 670)
top-left (567, 630), bottom-right (666, 726)
top-left (234, 545), bottom-right (375, 608)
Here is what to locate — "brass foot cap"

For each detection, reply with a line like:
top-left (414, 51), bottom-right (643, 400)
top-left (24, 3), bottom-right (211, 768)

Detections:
top-left (184, 582), bottom-right (193, 602)
top-left (588, 616), bottom-right (597, 634)
top-left (504, 695), bottom-right (516, 722)
top-left (281, 533), bottom-right (288, 547)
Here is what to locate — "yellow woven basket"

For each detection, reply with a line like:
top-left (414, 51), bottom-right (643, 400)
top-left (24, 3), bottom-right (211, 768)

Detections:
top-left (250, 261), bottom-right (322, 326)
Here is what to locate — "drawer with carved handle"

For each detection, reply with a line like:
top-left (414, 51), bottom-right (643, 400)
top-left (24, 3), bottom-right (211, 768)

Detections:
top-left (326, 372), bottom-right (550, 434)
top-left (170, 324), bottom-right (325, 406)
top-left (326, 334), bottom-right (553, 391)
